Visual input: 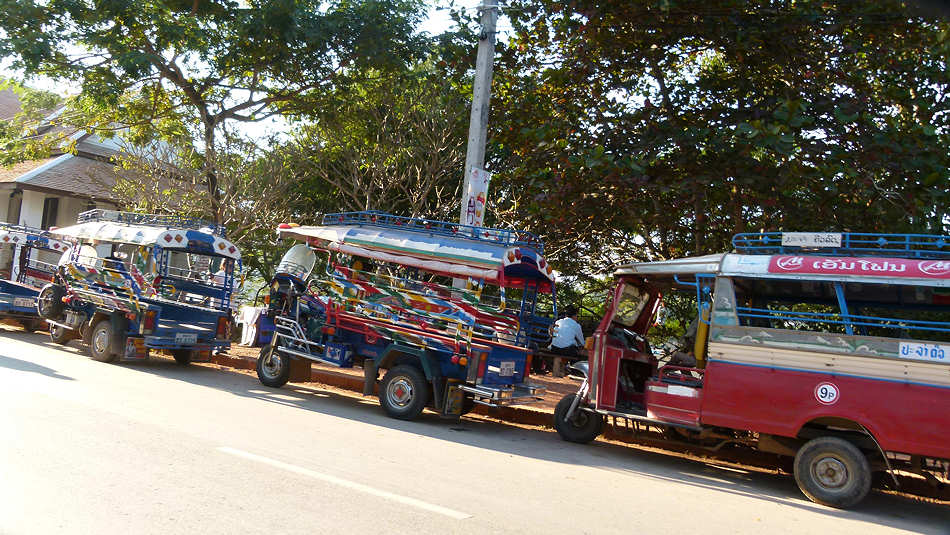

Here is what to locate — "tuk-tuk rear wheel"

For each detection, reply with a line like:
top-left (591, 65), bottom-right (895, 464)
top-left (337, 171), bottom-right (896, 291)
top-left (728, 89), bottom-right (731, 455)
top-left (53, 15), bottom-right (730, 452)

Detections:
top-left (172, 349), bottom-right (193, 365)
top-left (554, 394), bottom-right (603, 444)
top-left (49, 324), bottom-right (72, 345)
top-left (88, 319), bottom-right (117, 363)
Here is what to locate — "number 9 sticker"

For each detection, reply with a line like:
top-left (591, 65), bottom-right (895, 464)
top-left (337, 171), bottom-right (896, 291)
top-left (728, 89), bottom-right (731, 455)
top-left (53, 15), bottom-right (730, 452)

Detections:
top-left (814, 382), bottom-right (840, 405)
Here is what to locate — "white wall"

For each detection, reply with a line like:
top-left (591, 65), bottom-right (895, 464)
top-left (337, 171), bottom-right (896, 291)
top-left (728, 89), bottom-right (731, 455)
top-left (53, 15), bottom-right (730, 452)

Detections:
top-left (15, 191), bottom-right (116, 230)
top-left (19, 190), bottom-right (45, 229)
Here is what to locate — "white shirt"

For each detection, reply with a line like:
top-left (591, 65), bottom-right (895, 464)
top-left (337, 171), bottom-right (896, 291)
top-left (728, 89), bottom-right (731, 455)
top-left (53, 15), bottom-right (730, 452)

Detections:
top-left (551, 316), bottom-right (584, 349)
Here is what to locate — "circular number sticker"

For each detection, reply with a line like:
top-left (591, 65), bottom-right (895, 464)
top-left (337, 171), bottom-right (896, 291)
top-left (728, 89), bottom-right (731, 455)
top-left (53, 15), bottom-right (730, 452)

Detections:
top-left (814, 382), bottom-right (840, 405)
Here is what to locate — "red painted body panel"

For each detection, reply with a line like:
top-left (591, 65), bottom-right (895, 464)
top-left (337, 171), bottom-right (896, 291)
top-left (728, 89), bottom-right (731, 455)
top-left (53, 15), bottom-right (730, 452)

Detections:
top-left (699, 360), bottom-right (950, 460)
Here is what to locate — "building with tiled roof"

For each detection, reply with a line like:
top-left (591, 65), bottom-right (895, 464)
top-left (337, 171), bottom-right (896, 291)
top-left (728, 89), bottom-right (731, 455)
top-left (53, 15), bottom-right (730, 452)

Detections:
top-left (1, 88), bottom-right (121, 275)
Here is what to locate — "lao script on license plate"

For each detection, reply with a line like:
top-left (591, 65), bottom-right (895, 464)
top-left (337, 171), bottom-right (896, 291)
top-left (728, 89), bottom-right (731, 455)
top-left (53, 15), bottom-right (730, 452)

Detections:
top-left (499, 361), bottom-right (516, 376)
top-left (13, 297), bottom-right (35, 308)
top-left (174, 332), bottom-right (198, 345)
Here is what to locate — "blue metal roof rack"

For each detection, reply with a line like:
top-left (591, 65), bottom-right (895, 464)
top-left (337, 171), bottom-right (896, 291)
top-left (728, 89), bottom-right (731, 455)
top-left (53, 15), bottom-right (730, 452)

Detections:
top-left (733, 232), bottom-right (950, 259)
top-left (0, 222), bottom-right (52, 236)
top-left (78, 209), bottom-right (227, 237)
top-left (321, 211), bottom-right (545, 254)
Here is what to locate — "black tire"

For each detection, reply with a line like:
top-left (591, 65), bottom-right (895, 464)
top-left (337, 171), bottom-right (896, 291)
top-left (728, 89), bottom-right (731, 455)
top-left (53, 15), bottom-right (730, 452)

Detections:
top-left (88, 319), bottom-right (117, 363)
top-left (794, 436), bottom-right (872, 508)
top-left (37, 284), bottom-right (65, 320)
top-left (172, 349), bottom-right (193, 365)
top-left (256, 345), bottom-right (291, 388)
top-left (459, 397), bottom-right (476, 416)
top-left (20, 319), bottom-right (40, 332)
top-left (379, 364), bottom-right (430, 420)
top-left (49, 324), bottom-right (73, 345)
top-left (554, 394), bottom-right (603, 444)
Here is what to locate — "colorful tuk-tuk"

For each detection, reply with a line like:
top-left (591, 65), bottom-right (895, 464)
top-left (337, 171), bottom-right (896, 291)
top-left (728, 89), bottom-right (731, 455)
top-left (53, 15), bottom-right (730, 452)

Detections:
top-left (0, 223), bottom-right (70, 331)
top-left (39, 209), bottom-right (241, 364)
top-left (554, 232), bottom-right (950, 508)
top-left (257, 211), bottom-right (556, 420)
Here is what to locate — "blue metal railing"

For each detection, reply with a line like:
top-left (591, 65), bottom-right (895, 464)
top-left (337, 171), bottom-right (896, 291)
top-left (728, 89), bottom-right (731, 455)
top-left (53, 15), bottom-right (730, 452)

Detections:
top-left (0, 222), bottom-right (51, 238)
top-left (733, 232), bottom-right (950, 259)
top-left (736, 306), bottom-right (950, 335)
top-left (78, 209), bottom-right (226, 237)
top-left (321, 211), bottom-right (545, 254)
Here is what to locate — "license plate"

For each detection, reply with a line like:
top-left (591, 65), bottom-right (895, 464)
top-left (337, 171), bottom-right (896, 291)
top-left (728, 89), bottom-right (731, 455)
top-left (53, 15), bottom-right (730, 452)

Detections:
top-left (174, 332), bottom-right (197, 345)
top-left (13, 297), bottom-right (35, 308)
top-left (499, 361), bottom-right (515, 377)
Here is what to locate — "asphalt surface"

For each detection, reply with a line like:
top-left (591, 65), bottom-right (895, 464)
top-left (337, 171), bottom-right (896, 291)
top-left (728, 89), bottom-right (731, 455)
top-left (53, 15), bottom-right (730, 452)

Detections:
top-left (1, 327), bottom-right (947, 534)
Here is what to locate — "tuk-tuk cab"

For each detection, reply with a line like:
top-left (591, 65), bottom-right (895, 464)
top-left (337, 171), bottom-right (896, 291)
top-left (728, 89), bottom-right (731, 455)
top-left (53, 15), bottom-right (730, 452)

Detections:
top-left (554, 232), bottom-right (950, 508)
top-left (0, 223), bottom-right (70, 331)
top-left (258, 211), bottom-right (557, 420)
top-left (39, 209), bottom-right (241, 364)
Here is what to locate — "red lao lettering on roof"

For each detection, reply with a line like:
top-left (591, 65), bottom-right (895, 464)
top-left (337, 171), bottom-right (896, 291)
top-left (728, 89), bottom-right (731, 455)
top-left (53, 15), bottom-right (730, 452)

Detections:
top-left (769, 255), bottom-right (950, 279)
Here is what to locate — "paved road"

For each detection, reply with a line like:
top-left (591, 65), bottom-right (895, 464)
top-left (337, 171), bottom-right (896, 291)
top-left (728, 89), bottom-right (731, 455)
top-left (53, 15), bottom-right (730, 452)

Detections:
top-left (1, 327), bottom-right (947, 535)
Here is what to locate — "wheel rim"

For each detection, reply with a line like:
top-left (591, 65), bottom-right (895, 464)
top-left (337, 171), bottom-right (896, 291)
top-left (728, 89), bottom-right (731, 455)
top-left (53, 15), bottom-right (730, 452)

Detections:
top-left (39, 293), bottom-right (52, 314)
top-left (261, 350), bottom-right (283, 378)
top-left (93, 327), bottom-right (110, 354)
top-left (386, 376), bottom-right (414, 407)
top-left (812, 456), bottom-right (849, 489)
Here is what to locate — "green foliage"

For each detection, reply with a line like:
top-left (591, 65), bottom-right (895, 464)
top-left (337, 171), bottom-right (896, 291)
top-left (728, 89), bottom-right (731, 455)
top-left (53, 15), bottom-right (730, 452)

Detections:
top-left (0, 0), bottom-right (428, 220)
top-left (487, 1), bottom-right (950, 279)
top-left (277, 57), bottom-right (470, 220)
top-left (0, 77), bottom-right (64, 165)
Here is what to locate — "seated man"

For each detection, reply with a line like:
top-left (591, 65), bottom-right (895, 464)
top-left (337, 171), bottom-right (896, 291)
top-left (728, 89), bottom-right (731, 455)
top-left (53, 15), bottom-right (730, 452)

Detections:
top-left (549, 305), bottom-right (585, 359)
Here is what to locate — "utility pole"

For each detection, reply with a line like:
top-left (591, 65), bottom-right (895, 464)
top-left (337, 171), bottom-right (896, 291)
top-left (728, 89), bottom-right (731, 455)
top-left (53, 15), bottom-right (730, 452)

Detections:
top-left (459, 0), bottom-right (498, 227)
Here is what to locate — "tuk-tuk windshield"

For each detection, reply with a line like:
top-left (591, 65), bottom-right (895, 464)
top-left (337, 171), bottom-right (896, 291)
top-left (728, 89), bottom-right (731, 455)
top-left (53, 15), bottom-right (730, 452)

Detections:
top-left (614, 285), bottom-right (651, 327)
top-left (276, 244), bottom-right (316, 281)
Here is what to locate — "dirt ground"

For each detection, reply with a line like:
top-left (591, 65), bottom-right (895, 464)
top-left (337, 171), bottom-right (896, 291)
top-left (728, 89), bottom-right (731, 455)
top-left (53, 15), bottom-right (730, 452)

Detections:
top-left (227, 343), bottom-right (580, 413)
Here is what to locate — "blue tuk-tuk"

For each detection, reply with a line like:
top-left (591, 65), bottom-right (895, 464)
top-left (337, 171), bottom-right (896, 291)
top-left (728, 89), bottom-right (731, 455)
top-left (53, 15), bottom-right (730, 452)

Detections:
top-left (257, 211), bottom-right (557, 420)
top-left (39, 209), bottom-right (241, 364)
top-left (0, 223), bottom-right (70, 331)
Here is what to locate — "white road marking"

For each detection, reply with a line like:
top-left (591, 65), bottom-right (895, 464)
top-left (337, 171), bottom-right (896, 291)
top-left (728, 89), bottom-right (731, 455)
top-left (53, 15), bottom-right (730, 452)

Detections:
top-left (216, 446), bottom-right (472, 520)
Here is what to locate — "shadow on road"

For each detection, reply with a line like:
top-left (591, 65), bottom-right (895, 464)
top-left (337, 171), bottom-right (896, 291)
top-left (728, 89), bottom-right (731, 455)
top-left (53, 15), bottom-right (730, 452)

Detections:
top-left (0, 354), bottom-right (74, 380)
top-left (2, 326), bottom-right (947, 532)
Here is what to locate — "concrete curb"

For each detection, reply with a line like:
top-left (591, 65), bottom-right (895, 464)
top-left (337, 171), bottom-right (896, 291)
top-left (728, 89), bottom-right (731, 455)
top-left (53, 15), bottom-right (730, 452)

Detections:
top-left (211, 352), bottom-right (554, 427)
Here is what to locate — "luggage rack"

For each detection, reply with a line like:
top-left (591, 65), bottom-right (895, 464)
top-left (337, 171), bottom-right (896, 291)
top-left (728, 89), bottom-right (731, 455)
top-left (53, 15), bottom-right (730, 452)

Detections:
top-left (78, 209), bottom-right (226, 237)
top-left (0, 222), bottom-right (52, 237)
top-left (322, 211), bottom-right (545, 253)
top-left (733, 232), bottom-right (950, 259)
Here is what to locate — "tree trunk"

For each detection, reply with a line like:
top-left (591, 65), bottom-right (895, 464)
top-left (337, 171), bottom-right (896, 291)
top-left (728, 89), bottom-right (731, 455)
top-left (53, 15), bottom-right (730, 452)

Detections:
top-left (204, 120), bottom-right (222, 224)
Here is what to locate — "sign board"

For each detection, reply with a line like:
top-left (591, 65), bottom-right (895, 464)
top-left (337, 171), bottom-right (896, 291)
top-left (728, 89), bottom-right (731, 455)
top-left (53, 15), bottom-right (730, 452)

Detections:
top-left (768, 255), bottom-right (950, 279)
top-left (463, 167), bottom-right (492, 227)
top-left (781, 232), bottom-right (842, 248)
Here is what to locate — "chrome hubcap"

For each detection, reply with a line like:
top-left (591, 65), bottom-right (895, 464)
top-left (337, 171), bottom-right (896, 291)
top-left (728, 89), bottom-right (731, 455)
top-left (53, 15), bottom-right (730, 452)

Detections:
top-left (262, 351), bottom-right (282, 377)
top-left (387, 377), bottom-right (413, 407)
top-left (93, 328), bottom-right (109, 354)
top-left (813, 456), bottom-right (848, 489)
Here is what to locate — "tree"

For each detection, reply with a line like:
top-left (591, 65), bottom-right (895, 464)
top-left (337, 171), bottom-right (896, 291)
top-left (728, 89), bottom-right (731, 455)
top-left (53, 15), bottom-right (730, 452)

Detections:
top-left (485, 0), bottom-right (950, 278)
top-left (111, 131), bottom-right (325, 281)
top-left (0, 78), bottom-right (64, 165)
top-left (0, 0), bottom-right (427, 222)
top-left (279, 62), bottom-right (470, 220)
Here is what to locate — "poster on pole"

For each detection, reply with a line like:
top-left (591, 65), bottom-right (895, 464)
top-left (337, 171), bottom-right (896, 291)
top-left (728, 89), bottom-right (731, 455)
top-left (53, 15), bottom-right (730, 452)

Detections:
top-left (464, 167), bottom-right (492, 227)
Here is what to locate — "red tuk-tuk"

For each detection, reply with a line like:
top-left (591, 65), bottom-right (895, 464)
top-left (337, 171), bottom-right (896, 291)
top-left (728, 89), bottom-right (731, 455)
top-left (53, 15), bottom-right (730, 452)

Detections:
top-left (554, 232), bottom-right (950, 508)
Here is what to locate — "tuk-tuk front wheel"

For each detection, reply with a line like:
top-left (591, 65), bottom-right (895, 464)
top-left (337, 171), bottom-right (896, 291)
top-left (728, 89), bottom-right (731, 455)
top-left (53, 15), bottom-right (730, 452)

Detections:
top-left (554, 394), bottom-right (603, 444)
top-left (379, 364), bottom-right (430, 420)
top-left (257, 346), bottom-right (290, 388)
top-left (49, 324), bottom-right (73, 345)
top-left (88, 319), bottom-right (117, 363)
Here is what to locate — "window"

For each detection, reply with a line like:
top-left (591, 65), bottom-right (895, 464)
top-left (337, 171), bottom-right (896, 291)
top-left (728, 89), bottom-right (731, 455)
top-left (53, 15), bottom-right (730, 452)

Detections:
top-left (614, 285), bottom-right (651, 327)
top-left (731, 277), bottom-right (950, 342)
top-left (40, 197), bottom-right (59, 229)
